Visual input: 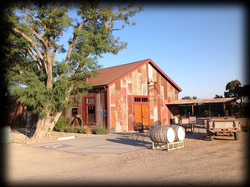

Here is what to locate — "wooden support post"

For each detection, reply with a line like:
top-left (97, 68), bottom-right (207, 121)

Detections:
top-left (223, 103), bottom-right (226, 116)
top-left (192, 104), bottom-right (194, 116)
top-left (209, 104), bottom-right (211, 117)
top-left (199, 105), bottom-right (201, 116)
top-left (231, 104), bottom-right (233, 116)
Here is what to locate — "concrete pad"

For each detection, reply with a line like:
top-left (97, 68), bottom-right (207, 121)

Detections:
top-left (29, 133), bottom-right (152, 155)
top-left (28, 129), bottom-right (208, 155)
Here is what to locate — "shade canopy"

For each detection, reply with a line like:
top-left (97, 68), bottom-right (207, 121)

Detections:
top-left (166, 98), bottom-right (235, 105)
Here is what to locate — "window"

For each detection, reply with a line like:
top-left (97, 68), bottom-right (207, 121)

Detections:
top-left (134, 97), bottom-right (141, 102)
top-left (72, 108), bottom-right (78, 117)
top-left (87, 97), bottom-right (96, 122)
top-left (87, 98), bottom-right (95, 103)
top-left (134, 96), bottom-right (148, 103)
top-left (88, 105), bottom-right (95, 113)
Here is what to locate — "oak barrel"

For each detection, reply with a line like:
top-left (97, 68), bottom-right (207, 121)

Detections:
top-left (170, 125), bottom-right (185, 141)
top-left (149, 126), bottom-right (175, 143)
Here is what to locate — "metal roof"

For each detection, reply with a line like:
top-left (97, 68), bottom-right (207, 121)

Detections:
top-left (88, 59), bottom-right (147, 87)
top-left (88, 59), bottom-right (182, 91)
top-left (166, 98), bottom-right (235, 105)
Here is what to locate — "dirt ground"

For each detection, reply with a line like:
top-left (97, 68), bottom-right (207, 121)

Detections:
top-left (3, 131), bottom-right (249, 187)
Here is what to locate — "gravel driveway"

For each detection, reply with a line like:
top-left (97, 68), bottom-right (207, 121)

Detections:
top-left (4, 131), bottom-right (249, 186)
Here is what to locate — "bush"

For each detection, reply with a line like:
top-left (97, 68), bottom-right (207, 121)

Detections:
top-left (59, 127), bottom-right (65, 132)
top-left (93, 126), bottom-right (108, 134)
top-left (73, 126), bottom-right (80, 133)
top-left (53, 116), bottom-right (68, 131)
top-left (79, 126), bottom-right (87, 134)
top-left (65, 127), bottom-right (75, 133)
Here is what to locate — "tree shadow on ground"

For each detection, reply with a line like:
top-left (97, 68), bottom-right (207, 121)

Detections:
top-left (11, 128), bottom-right (35, 138)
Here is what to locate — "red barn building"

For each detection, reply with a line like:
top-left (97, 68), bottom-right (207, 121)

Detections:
top-left (62, 59), bottom-right (182, 133)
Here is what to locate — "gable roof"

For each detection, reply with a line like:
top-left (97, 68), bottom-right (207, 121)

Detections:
top-left (88, 59), bottom-right (182, 92)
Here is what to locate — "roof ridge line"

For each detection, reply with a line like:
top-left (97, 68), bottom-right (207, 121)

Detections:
top-left (97, 58), bottom-right (150, 71)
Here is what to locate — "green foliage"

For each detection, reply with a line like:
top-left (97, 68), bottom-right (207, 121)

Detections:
top-left (224, 80), bottom-right (241, 101)
top-left (214, 94), bottom-right (223, 98)
top-left (53, 116), bottom-right (68, 131)
top-left (78, 126), bottom-right (87, 134)
top-left (65, 127), bottom-right (75, 133)
top-left (63, 126), bottom-right (88, 134)
top-left (2, 1), bottom-right (144, 123)
top-left (181, 96), bottom-right (197, 100)
top-left (202, 110), bottom-right (211, 117)
top-left (93, 126), bottom-right (108, 134)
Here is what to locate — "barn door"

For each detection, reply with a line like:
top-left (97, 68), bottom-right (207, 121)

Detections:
top-left (134, 105), bottom-right (142, 123)
top-left (142, 104), bottom-right (149, 125)
top-left (134, 104), bottom-right (149, 125)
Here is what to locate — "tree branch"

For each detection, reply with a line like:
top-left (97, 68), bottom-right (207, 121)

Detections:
top-left (27, 48), bottom-right (42, 70)
top-left (104, 4), bottom-right (140, 29)
top-left (60, 8), bottom-right (103, 80)
top-left (7, 24), bottom-right (47, 73)
top-left (75, 52), bottom-right (90, 74)
top-left (24, 13), bottom-right (52, 65)
top-left (51, 35), bottom-right (56, 67)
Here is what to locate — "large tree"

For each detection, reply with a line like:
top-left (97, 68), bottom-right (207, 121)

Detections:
top-left (224, 79), bottom-right (242, 102)
top-left (1, 1), bottom-right (143, 138)
top-left (224, 79), bottom-right (250, 117)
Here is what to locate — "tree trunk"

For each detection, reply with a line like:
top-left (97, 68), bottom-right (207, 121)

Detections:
top-left (32, 112), bottom-right (62, 139)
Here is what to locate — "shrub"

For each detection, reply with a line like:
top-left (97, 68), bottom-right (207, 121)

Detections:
top-left (53, 116), bottom-right (68, 131)
top-left (79, 126), bottom-right (87, 134)
top-left (93, 126), bottom-right (108, 134)
top-left (65, 127), bottom-right (75, 133)
top-left (73, 126), bottom-right (81, 133)
top-left (59, 127), bottom-right (65, 132)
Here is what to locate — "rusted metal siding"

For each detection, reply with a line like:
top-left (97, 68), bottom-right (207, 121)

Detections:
top-left (148, 63), bottom-right (179, 126)
top-left (109, 64), bottom-right (148, 132)
top-left (61, 61), bottom-right (180, 131)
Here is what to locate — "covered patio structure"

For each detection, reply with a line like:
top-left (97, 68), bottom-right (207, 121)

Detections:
top-left (166, 98), bottom-right (235, 117)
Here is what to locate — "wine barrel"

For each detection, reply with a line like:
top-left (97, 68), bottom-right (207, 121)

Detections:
top-left (149, 126), bottom-right (175, 143)
top-left (170, 125), bottom-right (185, 141)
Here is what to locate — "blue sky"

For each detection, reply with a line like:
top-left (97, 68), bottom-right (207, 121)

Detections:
top-left (60, 4), bottom-right (246, 99)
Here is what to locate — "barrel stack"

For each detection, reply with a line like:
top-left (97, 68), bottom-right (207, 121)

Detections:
top-left (149, 125), bottom-right (185, 151)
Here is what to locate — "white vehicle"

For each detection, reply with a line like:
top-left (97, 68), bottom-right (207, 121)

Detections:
top-left (207, 117), bottom-right (240, 141)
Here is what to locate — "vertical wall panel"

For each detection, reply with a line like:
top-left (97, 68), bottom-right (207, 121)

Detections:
top-left (128, 114), bottom-right (133, 131)
top-left (111, 106), bottom-right (116, 129)
top-left (122, 76), bottom-right (127, 87)
top-left (116, 110), bottom-right (122, 132)
top-left (110, 84), bottom-right (115, 107)
top-left (127, 73), bottom-right (132, 83)
top-left (137, 72), bottom-right (142, 95)
top-left (115, 89), bottom-right (121, 110)
top-left (132, 70), bottom-right (137, 95)
top-left (96, 91), bottom-right (103, 126)
top-left (128, 83), bottom-right (132, 95)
